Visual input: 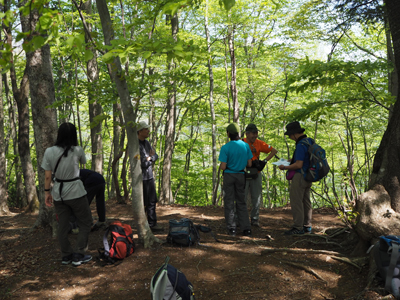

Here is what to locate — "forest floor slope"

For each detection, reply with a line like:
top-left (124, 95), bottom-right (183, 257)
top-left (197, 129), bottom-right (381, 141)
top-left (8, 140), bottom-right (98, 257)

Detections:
top-left (0, 199), bottom-right (392, 299)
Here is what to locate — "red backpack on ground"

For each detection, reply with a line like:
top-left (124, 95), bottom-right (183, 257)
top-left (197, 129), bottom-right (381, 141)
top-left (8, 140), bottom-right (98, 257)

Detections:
top-left (99, 221), bottom-right (135, 264)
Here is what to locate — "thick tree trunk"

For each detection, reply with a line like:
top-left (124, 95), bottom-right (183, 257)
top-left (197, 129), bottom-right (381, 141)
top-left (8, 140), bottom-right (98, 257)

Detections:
top-left (96, 0), bottom-right (158, 247)
top-left (19, 4), bottom-right (58, 232)
top-left (160, 13), bottom-right (178, 204)
top-left (356, 0), bottom-right (400, 242)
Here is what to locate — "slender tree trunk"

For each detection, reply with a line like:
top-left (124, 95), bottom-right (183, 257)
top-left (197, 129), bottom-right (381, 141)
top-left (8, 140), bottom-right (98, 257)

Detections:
top-left (19, 2), bottom-right (58, 231)
top-left (205, 0), bottom-right (217, 205)
top-left (224, 39), bottom-right (231, 123)
top-left (96, 0), bottom-right (158, 247)
top-left (5, 76), bottom-right (25, 207)
top-left (82, 0), bottom-right (103, 173)
top-left (160, 13), bottom-right (178, 204)
top-left (228, 25), bottom-right (239, 123)
top-left (0, 19), bottom-right (10, 215)
top-left (4, 11), bottom-right (39, 212)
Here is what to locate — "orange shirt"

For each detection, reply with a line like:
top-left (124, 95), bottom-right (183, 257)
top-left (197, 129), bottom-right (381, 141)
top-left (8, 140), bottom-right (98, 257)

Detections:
top-left (243, 138), bottom-right (274, 161)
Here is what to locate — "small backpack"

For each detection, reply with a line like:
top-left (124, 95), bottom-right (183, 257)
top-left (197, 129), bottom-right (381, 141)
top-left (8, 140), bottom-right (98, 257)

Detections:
top-left (150, 256), bottom-right (195, 300)
top-left (167, 218), bottom-right (217, 247)
top-left (299, 139), bottom-right (330, 182)
top-left (99, 221), bottom-right (135, 264)
top-left (373, 235), bottom-right (400, 299)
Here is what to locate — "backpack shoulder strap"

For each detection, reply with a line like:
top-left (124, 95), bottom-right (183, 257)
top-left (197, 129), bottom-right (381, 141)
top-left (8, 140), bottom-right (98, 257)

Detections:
top-left (103, 227), bottom-right (111, 256)
top-left (386, 242), bottom-right (400, 292)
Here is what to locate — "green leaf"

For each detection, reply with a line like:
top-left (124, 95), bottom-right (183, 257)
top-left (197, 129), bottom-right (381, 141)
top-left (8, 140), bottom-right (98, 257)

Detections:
top-left (143, 51), bottom-right (152, 59)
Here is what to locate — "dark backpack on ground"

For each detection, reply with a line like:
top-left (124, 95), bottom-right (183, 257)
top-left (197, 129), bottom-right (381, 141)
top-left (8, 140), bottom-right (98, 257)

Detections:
top-left (374, 235), bottom-right (400, 299)
top-left (167, 218), bottom-right (218, 247)
top-left (150, 256), bottom-right (195, 300)
top-left (299, 139), bottom-right (330, 182)
top-left (98, 221), bottom-right (135, 264)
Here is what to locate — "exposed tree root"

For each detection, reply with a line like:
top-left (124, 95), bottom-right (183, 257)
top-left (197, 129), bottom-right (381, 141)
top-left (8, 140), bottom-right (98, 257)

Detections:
top-left (289, 237), bottom-right (343, 248)
top-left (330, 256), bottom-right (367, 270)
top-left (261, 247), bottom-right (342, 256)
top-left (281, 260), bottom-right (327, 283)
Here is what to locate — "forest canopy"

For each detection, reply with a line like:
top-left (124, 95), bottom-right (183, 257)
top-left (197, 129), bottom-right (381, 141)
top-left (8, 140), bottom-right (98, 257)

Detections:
top-left (0, 0), bottom-right (392, 227)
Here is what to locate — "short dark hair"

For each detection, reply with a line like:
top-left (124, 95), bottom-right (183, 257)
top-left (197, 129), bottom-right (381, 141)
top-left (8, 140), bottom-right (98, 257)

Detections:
top-left (55, 123), bottom-right (78, 156)
top-left (228, 132), bottom-right (239, 140)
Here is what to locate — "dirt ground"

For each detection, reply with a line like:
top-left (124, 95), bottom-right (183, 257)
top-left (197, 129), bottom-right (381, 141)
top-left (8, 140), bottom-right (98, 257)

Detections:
top-left (0, 198), bottom-right (393, 300)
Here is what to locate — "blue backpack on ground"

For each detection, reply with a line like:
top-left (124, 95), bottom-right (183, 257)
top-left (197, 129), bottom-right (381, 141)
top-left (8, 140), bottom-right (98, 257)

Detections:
top-left (299, 139), bottom-right (330, 182)
top-left (150, 256), bottom-right (195, 300)
top-left (373, 235), bottom-right (400, 299)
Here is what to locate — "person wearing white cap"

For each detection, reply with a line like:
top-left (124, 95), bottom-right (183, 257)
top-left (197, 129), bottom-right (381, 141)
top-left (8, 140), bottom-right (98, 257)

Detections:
top-left (137, 121), bottom-right (163, 231)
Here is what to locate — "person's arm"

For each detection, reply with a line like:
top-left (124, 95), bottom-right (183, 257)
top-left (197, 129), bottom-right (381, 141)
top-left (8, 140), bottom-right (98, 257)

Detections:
top-left (149, 148), bottom-right (158, 162)
top-left (44, 170), bottom-right (53, 207)
top-left (278, 160), bottom-right (303, 171)
top-left (264, 148), bottom-right (278, 162)
top-left (220, 162), bottom-right (227, 171)
top-left (247, 159), bottom-right (252, 167)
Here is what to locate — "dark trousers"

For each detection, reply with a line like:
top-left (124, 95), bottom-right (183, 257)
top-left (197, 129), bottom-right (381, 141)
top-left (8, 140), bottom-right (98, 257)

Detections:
top-left (54, 196), bottom-right (92, 257)
top-left (143, 178), bottom-right (158, 227)
top-left (86, 183), bottom-right (106, 222)
top-left (223, 173), bottom-right (251, 231)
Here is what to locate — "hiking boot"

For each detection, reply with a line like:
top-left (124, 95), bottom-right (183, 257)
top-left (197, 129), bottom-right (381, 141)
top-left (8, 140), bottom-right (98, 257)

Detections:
top-left (91, 221), bottom-right (106, 231)
top-left (284, 228), bottom-right (305, 235)
top-left (228, 228), bottom-right (236, 237)
top-left (150, 224), bottom-right (164, 232)
top-left (251, 221), bottom-right (260, 227)
top-left (72, 253), bottom-right (92, 267)
top-left (303, 226), bottom-right (312, 234)
top-left (71, 227), bottom-right (79, 235)
top-left (243, 229), bottom-right (252, 237)
top-left (62, 254), bottom-right (73, 265)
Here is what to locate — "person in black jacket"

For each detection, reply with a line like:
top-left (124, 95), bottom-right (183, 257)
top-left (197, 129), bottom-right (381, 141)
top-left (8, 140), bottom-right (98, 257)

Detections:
top-left (137, 121), bottom-right (163, 231)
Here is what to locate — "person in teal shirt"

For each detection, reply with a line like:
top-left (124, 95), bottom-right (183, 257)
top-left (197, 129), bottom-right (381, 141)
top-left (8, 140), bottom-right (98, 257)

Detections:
top-left (219, 123), bottom-right (253, 237)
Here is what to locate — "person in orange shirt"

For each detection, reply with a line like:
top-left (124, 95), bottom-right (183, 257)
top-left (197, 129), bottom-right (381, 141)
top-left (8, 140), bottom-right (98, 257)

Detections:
top-left (243, 124), bottom-right (278, 227)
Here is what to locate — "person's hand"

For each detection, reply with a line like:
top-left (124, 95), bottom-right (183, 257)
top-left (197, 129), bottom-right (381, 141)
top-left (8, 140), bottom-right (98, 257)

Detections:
top-left (45, 193), bottom-right (53, 207)
top-left (278, 165), bottom-right (286, 171)
top-left (147, 156), bottom-right (152, 162)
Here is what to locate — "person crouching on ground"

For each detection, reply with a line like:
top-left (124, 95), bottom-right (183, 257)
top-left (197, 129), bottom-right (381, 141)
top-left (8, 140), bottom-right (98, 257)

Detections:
top-left (219, 123), bottom-right (253, 237)
top-left (278, 121), bottom-right (313, 235)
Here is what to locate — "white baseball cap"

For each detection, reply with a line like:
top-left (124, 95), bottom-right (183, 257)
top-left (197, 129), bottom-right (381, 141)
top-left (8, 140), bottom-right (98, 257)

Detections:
top-left (137, 121), bottom-right (151, 132)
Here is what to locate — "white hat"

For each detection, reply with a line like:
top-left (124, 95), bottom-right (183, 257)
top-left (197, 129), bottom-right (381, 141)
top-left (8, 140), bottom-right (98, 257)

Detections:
top-left (137, 121), bottom-right (151, 132)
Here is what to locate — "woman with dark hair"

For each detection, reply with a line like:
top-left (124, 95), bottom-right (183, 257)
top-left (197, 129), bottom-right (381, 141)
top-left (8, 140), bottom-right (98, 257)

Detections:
top-left (41, 122), bottom-right (92, 266)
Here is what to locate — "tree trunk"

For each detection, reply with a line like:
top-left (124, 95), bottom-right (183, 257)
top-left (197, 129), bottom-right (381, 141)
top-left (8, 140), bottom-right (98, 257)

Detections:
top-left (4, 13), bottom-right (39, 212)
top-left (96, 0), bottom-right (159, 247)
top-left (160, 13), bottom-right (178, 204)
top-left (228, 25), bottom-right (239, 123)
top-left (356, 0), bottom-right (400, 243)
top-left (205, 0), bottom-right (217, 205)
top-left (82, 0), bottom-right (103, 173)
top-left (19, 3), bottom-right (58, 232)
top-left (0, 21), bottom-right (10, 215)
top-left (5, 75), bottom-right (25, 207)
